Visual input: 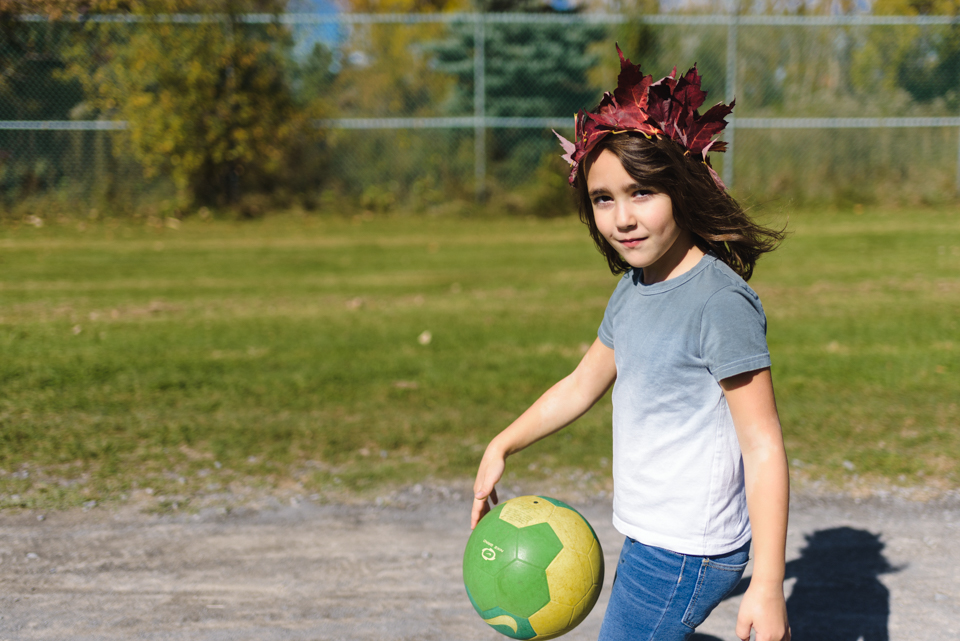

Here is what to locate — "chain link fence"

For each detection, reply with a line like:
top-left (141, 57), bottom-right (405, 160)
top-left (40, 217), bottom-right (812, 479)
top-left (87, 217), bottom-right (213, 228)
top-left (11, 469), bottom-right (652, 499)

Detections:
top-left (1, 11), bottom-right (959, 216)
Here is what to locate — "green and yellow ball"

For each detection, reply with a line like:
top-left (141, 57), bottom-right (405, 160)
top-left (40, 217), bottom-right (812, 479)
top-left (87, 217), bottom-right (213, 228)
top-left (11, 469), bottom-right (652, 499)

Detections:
top-left (463, 495), bottom-right (604, 640)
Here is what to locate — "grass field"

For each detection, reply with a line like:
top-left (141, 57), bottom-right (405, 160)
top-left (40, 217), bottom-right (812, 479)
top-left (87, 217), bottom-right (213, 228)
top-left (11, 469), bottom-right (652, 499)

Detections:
top-left (1, 208), bottom-right (958, 510)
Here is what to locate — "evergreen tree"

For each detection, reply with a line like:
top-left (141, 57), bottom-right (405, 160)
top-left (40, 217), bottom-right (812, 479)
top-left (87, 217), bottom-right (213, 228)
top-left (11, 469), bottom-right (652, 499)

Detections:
top-left (429, 0), bottom-right (606, 183)
top-left (0, 2), bottom-right (86, 199)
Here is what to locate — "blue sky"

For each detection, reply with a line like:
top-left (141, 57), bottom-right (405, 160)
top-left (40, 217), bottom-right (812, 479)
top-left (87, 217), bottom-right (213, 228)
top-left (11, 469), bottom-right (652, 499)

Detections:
top-left (287, 0), bottom-right (343, 57)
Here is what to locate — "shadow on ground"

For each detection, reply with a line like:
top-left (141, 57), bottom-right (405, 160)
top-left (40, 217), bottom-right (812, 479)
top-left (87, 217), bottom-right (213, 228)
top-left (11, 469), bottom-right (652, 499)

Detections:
top-left (723, 526), bottom-right (899, 641)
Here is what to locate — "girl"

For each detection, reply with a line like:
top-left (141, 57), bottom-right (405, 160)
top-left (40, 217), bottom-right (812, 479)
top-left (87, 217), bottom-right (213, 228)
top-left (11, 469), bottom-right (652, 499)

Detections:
top-left (470, 46), bottom-right (791, 641)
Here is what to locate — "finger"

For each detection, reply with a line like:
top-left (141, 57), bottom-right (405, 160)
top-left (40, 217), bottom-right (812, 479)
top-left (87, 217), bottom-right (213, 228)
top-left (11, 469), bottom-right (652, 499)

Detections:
top-left (474, 471), bottom-right (493, 500)
top-left (470, 499), bottom-right (482, 529)
top-left (735, 617), bottom-right (752, 641)
top-left (470, 496), bottom-right (490, 530)
top-left (474, 469), bottom-right (501, 502)
top-left (473, 472), bottom-right (485, 499)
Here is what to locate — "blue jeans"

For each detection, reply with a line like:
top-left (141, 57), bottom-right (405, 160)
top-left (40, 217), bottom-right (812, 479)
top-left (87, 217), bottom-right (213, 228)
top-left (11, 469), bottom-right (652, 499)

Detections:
top-left (597, 538), bottom-right (750, 641)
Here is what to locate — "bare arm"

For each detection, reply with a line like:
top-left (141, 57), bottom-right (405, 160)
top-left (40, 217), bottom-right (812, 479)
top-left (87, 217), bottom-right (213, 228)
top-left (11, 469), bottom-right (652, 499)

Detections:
top-left (721, 368), bottom-right (791, 641)
top-left (471, 338), bottom-right (617, 529)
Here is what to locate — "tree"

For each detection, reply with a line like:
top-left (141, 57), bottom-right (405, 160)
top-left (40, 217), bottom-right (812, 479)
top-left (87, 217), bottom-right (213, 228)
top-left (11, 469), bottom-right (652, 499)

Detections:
top-left (0, 1), bottom-right (92, 200)
top-left (428, 0), bottom-right (606, 185)
top-left (846, 0), bottom-right (960, 109)
top-left (875, 0), bottom-right (959, 105)
top-left (62, 0), bottom-right (313, 208)
top-left (292, 41), bottom-right (337, 108)
top-left (431, 0), bottom-right (604, 119)
top-left (334, 0), bottom-right (468, 120)
top-left (318, 0), bottom-right (471, 203)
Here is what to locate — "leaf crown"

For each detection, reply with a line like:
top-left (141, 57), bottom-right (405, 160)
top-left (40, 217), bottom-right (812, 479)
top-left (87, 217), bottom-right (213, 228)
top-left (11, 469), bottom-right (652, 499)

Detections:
top-left (554, 44), bottom-right (734, 190)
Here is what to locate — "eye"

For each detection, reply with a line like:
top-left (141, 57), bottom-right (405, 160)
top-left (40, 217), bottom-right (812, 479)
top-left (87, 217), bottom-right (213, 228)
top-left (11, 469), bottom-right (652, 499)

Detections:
top-left (592, 194), bottom-right (612, 207)
top-left (632, 189), bottom-right (654, 199)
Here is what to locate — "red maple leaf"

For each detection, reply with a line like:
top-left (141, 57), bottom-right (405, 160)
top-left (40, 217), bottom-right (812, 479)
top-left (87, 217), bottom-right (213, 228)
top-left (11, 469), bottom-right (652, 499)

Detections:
top-left (612, 44), bottom-right (653, 118)
top-left (646, 82), bottom-right (676, 137)
top-left (673, 66), bottom-right (706, 113)
top-left (686, 99), bottom-right (736, 157)
top-left (671, 67), bottom-right (707, 144)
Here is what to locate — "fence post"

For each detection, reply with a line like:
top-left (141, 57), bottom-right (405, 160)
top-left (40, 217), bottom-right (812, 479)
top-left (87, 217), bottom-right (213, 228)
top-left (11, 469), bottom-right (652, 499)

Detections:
top-left (723, 5), bottom-right (738, 190)
top-left (474, 13), bottom-right (486, 201)
top-left (226, 13), bottom-right (240, 204)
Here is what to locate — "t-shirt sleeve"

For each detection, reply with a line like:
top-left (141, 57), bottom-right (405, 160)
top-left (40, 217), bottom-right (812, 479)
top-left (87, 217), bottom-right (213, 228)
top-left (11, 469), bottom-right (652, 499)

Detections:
top-left (598, 274), bottom-right (630, 348)
top-left (700, 285), bottom-right (771, 382)
top-left (598, 301), bottom-right (616, 348)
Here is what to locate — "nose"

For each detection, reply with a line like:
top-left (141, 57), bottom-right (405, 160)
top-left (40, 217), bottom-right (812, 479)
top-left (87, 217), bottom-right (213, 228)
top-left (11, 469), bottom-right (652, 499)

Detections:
top-left (614, 200), bottom-right (635, 231)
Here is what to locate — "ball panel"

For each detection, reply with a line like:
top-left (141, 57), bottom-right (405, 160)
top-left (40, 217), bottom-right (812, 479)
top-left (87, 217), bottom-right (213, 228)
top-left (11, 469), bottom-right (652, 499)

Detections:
top-left (585, 538), bottom-right (604, 587)
top-left (528, 600), bottom-right (573, 638)
top-left (569, 575), bottom-right (602, 631)
top-left (497, 559), bottom-right (551, 617)
top-left (570, 599), bottom-right (586, 630)
top-left (543, 548), bottom-right (592, 607)
top-left (538, 496), bottom-right (574, 510)
top-left (465, 505), bottom-right (522, 617)
top-left (465, 583), bottom-right (482, 612)
top-left (546, 507), bottom-right (597, 556)
top-left (478, 606), bottom-right (538, 640)
top-left (499, 495), bottom-right (555, 528)
top-left (541, 496), bottom-right (600, 539)
top-left (465, 567), bottom-right (500, 613)
top-left (516, 522), bottom-right (563, 569)
top-left (465, 515), bottom-right (520, 579)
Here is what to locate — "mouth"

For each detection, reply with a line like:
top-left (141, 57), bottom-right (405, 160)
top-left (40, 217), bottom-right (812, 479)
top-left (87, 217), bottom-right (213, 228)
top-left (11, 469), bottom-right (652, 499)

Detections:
top-left (617, 237), bottom-right (647, 249)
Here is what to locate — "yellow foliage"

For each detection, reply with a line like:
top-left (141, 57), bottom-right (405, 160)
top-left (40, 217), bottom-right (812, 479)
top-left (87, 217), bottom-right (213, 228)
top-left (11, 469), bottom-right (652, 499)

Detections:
top-left (873, 0), bottom-right (960, 14)
top-left (60, 0), bottom-right (317, 206)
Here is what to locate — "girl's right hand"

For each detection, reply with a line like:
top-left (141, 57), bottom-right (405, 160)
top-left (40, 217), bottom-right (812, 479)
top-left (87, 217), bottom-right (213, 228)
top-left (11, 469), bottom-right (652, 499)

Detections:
top-left (471, 446), bottom-right (506, 529)
top-left (468, 338), bottom-right (616, 530)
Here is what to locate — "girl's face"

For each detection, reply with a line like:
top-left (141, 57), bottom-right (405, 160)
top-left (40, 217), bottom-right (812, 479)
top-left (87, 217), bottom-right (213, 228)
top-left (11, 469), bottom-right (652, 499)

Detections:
top-left (587, 149), bottom-right (694, 282)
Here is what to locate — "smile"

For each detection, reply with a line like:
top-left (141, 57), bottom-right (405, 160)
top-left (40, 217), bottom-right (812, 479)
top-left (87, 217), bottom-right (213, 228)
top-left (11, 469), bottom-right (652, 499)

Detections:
top-left (618, 237), bottom-right (646, 248)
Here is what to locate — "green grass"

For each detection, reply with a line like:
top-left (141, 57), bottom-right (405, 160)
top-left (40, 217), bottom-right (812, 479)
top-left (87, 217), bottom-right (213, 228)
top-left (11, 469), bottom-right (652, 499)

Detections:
top-left (1, 208), bottom-right (958, 509)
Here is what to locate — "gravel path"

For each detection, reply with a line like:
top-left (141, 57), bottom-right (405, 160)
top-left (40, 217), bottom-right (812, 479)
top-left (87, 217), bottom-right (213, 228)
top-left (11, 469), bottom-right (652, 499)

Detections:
top-left (1, 487), bottom-right (958, 640)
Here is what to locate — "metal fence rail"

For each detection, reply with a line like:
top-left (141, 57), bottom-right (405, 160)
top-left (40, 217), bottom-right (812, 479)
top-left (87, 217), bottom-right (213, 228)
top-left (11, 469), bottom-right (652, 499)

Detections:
top-left (17, 12), bottom-right (960, 25)
top-left (3, 11), bottom-right (959, 208)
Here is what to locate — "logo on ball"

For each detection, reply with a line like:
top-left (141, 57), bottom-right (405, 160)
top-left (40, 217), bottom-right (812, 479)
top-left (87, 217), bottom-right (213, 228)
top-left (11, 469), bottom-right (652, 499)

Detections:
top-left (482, 548), bottom-right (497, 561)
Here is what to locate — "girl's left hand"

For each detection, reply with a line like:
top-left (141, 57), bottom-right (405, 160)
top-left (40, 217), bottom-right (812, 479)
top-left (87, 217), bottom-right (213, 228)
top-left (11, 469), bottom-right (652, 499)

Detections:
top-left (735, 581), bottom-right (790, 641)
top-left (722, 368), bottom-right (790, 641)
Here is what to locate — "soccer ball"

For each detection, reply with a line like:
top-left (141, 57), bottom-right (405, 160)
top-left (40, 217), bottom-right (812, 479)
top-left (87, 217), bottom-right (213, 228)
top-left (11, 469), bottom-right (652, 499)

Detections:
top-left (463, 495), bottom-right (604, 640)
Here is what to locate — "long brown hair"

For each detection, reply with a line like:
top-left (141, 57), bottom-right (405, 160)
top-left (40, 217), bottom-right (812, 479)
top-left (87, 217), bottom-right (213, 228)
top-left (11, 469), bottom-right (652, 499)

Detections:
top-left (575, 133), bottom-right (783, 281)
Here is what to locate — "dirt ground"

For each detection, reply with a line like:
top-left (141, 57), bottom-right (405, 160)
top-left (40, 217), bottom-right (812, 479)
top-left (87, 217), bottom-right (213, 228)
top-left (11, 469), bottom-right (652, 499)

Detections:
top-left (1, 484), bottom-right (959, 641)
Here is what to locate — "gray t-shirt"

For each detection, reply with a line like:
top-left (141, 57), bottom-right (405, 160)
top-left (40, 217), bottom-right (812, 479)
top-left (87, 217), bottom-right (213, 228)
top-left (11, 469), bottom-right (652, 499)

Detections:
top-left (598, 253), bottom-right (771, 555)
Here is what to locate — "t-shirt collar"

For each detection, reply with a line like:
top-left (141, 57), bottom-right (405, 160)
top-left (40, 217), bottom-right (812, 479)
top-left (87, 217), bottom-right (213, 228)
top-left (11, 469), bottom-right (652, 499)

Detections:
top-left (632, 252), bottom-right (717, 295)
